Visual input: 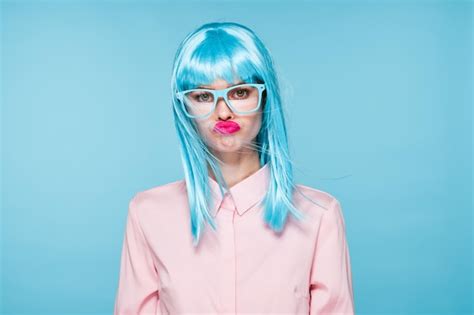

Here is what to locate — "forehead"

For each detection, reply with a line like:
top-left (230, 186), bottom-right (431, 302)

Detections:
top-left (197, 78), bottom-right (247, 89)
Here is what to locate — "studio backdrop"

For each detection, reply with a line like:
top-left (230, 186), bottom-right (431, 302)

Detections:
top-left (1, 0), bottom-right (472, 314)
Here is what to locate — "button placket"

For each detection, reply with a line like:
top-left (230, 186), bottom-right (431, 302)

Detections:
top-left (217, 193), bottom-right (237, 314)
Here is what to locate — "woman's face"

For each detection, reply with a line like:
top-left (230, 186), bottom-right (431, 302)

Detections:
top-left (191, 78), bottom-right (263, 155)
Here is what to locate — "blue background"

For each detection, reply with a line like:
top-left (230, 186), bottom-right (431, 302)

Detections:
top-left (1, 0), bottom-right (472, 314)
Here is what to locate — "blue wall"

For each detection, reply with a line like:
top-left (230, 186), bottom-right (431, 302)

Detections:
top-left (1, 0), bottom-right (472, 314)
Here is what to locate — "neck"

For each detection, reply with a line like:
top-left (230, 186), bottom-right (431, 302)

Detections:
top-left (208, 150), bottom-right (261, 189)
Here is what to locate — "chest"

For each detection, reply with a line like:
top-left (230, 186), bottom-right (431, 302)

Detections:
top-left (143, 205), bottom-right (320, 314)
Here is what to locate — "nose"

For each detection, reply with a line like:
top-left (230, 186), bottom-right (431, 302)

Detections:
top-left (215, 96), bottom-right (234, 120)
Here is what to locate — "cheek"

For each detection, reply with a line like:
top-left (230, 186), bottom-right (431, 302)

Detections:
top-left (193, 120), bottom-right (209, 137)
top-left (248, 115), bottom-right (263, 137)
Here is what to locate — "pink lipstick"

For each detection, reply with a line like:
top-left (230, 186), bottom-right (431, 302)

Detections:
top-left (214, 121), bottom-right (241, 135)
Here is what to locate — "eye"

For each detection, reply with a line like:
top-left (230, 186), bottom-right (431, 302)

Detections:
top-left (232, 88), bottom-right (249, 99)
top-left (193, 91), bottom-right (213, 102)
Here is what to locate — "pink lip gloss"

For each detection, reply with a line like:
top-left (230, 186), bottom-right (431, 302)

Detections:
top-left (214, 121), bottom-right (241, 134)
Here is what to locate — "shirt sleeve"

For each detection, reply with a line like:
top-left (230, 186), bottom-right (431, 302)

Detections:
top-left (309, 198), bottom-right (355, 315)
top-left (114, 194), bottom-right (160, 315)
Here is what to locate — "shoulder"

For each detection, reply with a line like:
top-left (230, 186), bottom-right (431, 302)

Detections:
top-left (294, 184), bottom-right (349, 232)
top-left (138, 179), bottom-right (186, 200)
top-left (128, 179), bottom-right (188, 218)
top-left (293, 183), bottom-right (342, 217)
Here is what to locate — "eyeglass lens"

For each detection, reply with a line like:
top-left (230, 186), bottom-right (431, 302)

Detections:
top-left (182, 85), bottom-right (260, 117)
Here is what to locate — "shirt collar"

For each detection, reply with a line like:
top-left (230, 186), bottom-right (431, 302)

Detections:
top-left (207, 163), bottom-right (270, 217)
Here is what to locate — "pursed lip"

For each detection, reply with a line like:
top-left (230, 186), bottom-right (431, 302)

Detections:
top-left (213, 121), bottom-right (241, 134)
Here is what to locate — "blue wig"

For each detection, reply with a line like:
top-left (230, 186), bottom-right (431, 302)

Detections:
top-left (170, 22), bottom-right (312, 247)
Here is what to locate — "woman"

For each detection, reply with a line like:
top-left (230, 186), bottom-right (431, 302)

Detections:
top-left (114, 21), bottom-right (355, 314)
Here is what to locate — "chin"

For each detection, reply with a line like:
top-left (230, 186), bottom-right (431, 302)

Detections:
top-left (207, 137), bottom-right (250, 153)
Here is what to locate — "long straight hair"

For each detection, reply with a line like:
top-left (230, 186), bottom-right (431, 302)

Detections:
top-left (170, 22), bottom-right (308, 247)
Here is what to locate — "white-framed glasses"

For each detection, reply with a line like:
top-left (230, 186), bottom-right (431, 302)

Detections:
top-left (175, 83), bottom-right (266, 119)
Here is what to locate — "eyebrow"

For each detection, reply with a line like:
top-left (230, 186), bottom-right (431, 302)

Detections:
top-left (196, 81), bottom-right (246, 90)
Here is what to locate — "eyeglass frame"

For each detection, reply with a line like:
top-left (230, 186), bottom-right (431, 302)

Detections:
top-left (175, 83), bottom-right (266, 119)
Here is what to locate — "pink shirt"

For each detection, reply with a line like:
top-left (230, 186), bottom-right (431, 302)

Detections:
top-left (114, 163), bottom-right (355, 314)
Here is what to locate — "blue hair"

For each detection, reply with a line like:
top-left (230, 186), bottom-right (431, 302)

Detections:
top-left (170, 22), bottom-right (311, 247)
